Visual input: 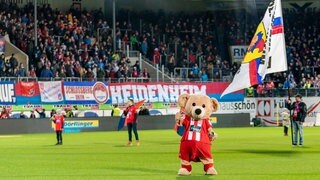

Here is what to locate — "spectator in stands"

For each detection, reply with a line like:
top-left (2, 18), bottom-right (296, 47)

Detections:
top-left (191, 63), bottom-right (200, 77)
top-left (9, 54), bottom-right (18, 72)
top-left (17, 63), bottom-right (27, 77)
top-left (315, 75), bottom-right (320, 96)
top-left (30, 110), bottom-right (36, 119)
top-left (131, 67), bottom-right (139, 78)
top-left (65, 108), bottom-right (74, 118)
top-left (141, 37), bottom-right (148, 56)
top-left (0, 107), bottom-right (10, 119)
top-left (141, 68), bottom-right (150, 82)
top-left (303, 79), bottom-right (312, 89)
top-left (153, 48), bottom-right (161, 65)
top-left (0, 54), bottom-right (4, 74)
top-left (50, 109), bottom-right (56, 118)
top-left (257, 84), bottom-right (266, 97)
top-left (20, 111), bottom-right (27, 118)
top-left (35, 108), bottom-right (46, 118)
top-left (40, 66), bottom-right (53, 78)
top-left (28, 66), bottom-right (37, 78)
top-left (200, 70), bottom-right (208, 82)
top-left (139, 106), bottom-right (150, 116)
top-left (168, 54), bottom-right (175, 75)
top-left (111, 104), bottom-right (121, 117)
top-left (265, 78), bottom-right (275, 97)
top-left (246, 87), bottom-right (255, 97)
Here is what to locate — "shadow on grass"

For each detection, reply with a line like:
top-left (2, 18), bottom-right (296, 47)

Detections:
top-left (232, 149), bottom-right (301, 156)
top-left (108, 166), bottom-right (175, 174)
top-left (176, 175), bottom-right (214, 179)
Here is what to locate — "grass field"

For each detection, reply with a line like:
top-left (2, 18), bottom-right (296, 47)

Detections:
top-left (0, 127), bottom-right (320, 180)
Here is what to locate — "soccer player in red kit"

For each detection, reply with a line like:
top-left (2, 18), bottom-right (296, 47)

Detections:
top-left (51, 110), bottom-right (65, 145)
top-left (124, 98), bottom-right (140, 146)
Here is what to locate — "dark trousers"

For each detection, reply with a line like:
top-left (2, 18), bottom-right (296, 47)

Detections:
top-left (284, 126), bottom-right (288, 135)
top-left (56, 130), bottom-right (63, 143)
top-left (127, 123), bottom-right (139, 141)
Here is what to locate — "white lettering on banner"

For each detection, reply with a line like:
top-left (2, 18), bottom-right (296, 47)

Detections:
top-left (131, 85), bottom-right (138, 100)
top-left (122, 85), bottom-right (131, 101)
top-left (148, 85), bottom-right (157, 102)
top-left (158, 85), bottom-right (169, 102)
top-left (110, 86), bottom-right (122, 103)
top-left (137, 85), bottom-right (148, 101)
top-left (169, 85), bottom-right (179, 102)
top-left (0, 84), bottom-right (15, 103)
top-left (180, 85), bottom-right (189, 95)
top-left (64, 86), bottom-right (92, 100)
top-left (109, 84), bottom-right (207, 104)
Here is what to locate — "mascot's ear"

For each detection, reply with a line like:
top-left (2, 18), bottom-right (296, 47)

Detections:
top-left (211, 98), bottom-right (219, 112)
top-left (178, 94), bottom-right (190, 108)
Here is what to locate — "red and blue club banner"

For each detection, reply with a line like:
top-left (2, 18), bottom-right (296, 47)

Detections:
top-left (15, 81), bottom-right (41, 105)
top-left (64, 81), bottom-right (110, 104)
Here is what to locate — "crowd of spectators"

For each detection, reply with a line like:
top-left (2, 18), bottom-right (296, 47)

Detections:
top-left (0, 2), bottom-right (319, 96)
top-left (0, 2), bottom-right (150, 81)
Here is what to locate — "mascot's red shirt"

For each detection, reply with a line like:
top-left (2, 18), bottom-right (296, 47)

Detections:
top-left (53, 115), bottom-right (65, 131)
top-left (181, 115), bottom-right (211, 144)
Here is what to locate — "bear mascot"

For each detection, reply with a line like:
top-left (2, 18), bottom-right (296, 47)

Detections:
top-left (175, 93), bottom-right (219, 176)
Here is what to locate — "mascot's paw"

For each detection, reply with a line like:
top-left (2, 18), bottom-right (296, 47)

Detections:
top-left (209, 131), bottom-right (218, 141)
top-left (206, 167), bottom-right (218, 175)
top-left (178, 168), bottom-right (191, 176)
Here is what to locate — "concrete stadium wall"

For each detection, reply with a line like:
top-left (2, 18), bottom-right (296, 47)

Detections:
top-left (4, 35), bottom-right (29, 72)
top-left (0, 113), bottom-right (250, 134)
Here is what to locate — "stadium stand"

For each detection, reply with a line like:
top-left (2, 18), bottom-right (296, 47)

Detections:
top-left (0, 2), bottom-right (319, 96)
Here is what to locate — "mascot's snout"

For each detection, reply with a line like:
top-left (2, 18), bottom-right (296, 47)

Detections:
top-left (195, 108), bottom-right (202, 115)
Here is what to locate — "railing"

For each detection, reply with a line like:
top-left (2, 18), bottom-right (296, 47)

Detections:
top-left (245, 88), bottom-right (320, 97)
top-left (0, 76), bottom-right (151, 83)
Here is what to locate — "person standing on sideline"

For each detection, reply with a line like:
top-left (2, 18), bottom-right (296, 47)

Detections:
top-left (111, 104), bottom-right (121, 117)
top-left (123, 98), bottom-right (140, 146)
top-left (286, 94), bottom-right (307, 146)
top-left (51, 110), bottom-right (65, 145)
top-left (281, 108), bottom-right (290, 136)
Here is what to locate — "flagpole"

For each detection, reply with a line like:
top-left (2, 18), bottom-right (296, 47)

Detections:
top-left (287, 75), bottom-right (294, 145)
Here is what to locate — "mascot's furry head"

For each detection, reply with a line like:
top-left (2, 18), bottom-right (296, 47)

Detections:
top-left (178, 94), bottom-right (219, 120)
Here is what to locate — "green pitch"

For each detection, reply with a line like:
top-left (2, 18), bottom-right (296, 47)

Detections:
top-left (1, 127), bottom-right (320, 180)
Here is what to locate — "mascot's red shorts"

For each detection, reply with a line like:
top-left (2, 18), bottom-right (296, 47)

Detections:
top-left (179, 141), bottom-right (212, 162)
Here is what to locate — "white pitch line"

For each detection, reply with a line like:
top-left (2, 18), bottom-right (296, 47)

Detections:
top-left (0, 135), bottom-right (22, 138)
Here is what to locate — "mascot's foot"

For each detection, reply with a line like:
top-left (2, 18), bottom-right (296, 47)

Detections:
top-left (178, 168), bottom-right (191, 176)
top-left (205, 167), bottom-right (218, 175)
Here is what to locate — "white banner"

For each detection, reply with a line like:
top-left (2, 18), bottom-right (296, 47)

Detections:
top-left (257, 97), bottom-right (320, 126)
top-left (39, 81), bottom-right (63, 103)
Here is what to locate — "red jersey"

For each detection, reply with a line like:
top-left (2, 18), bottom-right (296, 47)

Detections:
top-left (53, 115), bottom-right (65, 131)
top-left (181, 115), bottom-right (211, 144)
top-left (125, 106), bottom-right (137, 124)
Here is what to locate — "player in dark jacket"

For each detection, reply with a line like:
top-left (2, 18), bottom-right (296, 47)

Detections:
top-left (286, 94), bottom-right (307, 146)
